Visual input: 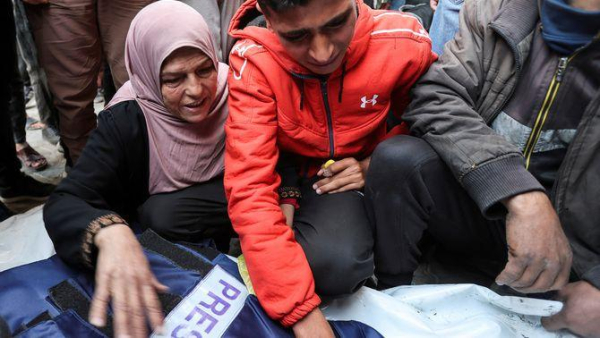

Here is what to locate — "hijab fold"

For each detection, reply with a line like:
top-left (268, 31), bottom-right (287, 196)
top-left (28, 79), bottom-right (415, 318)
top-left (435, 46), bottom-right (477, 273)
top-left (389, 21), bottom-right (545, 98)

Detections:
top-left (107, 0), bottom-right (229, 194)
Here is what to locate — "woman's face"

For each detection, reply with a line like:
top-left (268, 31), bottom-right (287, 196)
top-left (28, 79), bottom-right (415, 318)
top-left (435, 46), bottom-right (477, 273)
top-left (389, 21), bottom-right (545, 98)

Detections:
top-left (160, 47), bottom-right (217, 123)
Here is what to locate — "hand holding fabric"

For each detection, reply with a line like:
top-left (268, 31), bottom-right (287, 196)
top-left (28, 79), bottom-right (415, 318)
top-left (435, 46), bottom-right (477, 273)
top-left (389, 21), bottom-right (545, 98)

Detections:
top-left (542, 281), bottom-right (600, 337)
top-left (89, 224), bottom-right (168, 337)
top-left (496, 191), bottom-right (572, 293)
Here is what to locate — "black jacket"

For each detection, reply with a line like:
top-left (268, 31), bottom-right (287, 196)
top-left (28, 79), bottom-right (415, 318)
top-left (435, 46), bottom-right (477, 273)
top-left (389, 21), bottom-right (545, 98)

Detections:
top-left (44, 101), bottom-right (150, 270)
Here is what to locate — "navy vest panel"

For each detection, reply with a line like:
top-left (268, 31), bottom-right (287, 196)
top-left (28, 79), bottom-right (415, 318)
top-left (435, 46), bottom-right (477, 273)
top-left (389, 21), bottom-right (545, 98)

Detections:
top-left (0, 231), bottom-right (382, 338)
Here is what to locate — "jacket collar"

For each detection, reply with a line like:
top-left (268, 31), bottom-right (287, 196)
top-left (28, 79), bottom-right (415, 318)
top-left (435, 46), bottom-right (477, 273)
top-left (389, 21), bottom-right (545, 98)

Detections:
top-left (490, 0), bottom-right (539, 47)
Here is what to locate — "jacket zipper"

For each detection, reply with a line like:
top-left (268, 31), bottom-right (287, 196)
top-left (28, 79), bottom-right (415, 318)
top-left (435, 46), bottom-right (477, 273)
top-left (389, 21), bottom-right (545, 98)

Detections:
top-left (523, 55), bottom-right (576, 169)
top-left (320, 80), bottom-right (335, 158)
top-left (522, 57), bottom-right (569, 168)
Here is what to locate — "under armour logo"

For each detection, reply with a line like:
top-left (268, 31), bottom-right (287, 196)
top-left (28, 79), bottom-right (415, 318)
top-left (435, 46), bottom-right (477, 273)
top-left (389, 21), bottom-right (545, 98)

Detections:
top-left (361, 95), bottom-right (379, 109)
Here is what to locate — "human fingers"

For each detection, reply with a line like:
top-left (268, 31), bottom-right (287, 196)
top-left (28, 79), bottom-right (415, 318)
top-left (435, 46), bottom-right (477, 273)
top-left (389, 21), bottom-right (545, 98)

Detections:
top-left (541, 310), bottom-right (569, 332)
top-left (89, 268), bottom-right (111, 327)
top-left (516, 266), bottom-right (560, 293)
top-left (326, 158), bottom-right (358, 176)
top-left (316, 173), bottom-right (363, 194)
top-left (112, 269), bottom-right (130, 338)
top-left (509, 260), bottom-right (546, 291)
top-left (496, 257), bottom-right (527, 286)
top-left (151, 275), bottom-right (170, 293)
top-left (549, 261), bottom-right (571, 291)
top-left (127, 273), bottom-right (147, 338)
top-left (327, 183), bottom-right (363, 194)
top-left (142, 281), bottom-right (165, 334)
top-left (314, 161), bottom-right (361, 191)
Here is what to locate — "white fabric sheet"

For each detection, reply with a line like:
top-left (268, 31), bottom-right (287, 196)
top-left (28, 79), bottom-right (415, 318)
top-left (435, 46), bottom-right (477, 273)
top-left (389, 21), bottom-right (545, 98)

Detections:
top-left (323, 284), bottom-right (572, 337)
top-left (0, 207), bottom-right (573, 337)
top-left (0, 205), bottom-right (54, 272)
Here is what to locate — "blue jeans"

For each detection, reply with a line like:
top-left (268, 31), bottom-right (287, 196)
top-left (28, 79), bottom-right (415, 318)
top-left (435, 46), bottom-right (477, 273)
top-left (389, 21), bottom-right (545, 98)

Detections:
top-left (429, 0), bottom-right (464, 55)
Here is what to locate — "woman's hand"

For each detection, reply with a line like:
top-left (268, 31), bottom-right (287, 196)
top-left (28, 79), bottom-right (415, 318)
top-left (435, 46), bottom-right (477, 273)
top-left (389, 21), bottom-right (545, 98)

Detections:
top-left (292, 308), bottom-right (334, 338)
top-left (313, 157), bottom-right (371, 195)
top-left (89, 224), bottom-right (168, 338)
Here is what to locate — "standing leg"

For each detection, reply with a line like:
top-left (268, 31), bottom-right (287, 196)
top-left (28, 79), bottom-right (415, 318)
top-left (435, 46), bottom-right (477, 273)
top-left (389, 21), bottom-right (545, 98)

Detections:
top-left (13, 0), bottom-right (60, 143)
top-left (26, 0), bottom-right (102, 164)
top-left (365, 136), bottom-right (507, 288)
top-left (0, 0), bottom-right (21, 190)
top-left (293, 180), bottom-right (375, 298)
top-left (0, 0), bottom-right (54, 208)
top-left (8, 52), bottom-right (26, 146)
top-left (7, 48), bottom-right (48, 172)
top-left (138, 176), bottom-right (234, 252)
top-left (97, 0), bottom-right (155, 89)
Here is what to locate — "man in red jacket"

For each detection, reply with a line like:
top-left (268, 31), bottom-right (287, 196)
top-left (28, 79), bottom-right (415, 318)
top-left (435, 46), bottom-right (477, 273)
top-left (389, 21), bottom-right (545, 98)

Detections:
top-left (225, 0), bottom-right (436, 336)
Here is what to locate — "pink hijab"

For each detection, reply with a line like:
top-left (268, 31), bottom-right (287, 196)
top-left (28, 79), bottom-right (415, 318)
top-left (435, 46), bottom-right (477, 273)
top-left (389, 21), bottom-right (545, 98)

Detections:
top-left (107, 0), bottom-right (229, 195)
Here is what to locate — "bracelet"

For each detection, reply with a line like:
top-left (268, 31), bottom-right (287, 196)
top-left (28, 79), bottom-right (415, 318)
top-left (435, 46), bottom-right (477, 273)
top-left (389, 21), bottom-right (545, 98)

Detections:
top-left (278, 186), bottom-right (302, 199)
top-left (81, 214), bottom-right (127, 268)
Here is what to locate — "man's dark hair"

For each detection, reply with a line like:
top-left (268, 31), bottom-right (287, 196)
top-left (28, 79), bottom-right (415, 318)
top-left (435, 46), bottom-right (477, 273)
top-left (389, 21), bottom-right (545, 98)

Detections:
top-left (257, 0), bottom-right (310, 13)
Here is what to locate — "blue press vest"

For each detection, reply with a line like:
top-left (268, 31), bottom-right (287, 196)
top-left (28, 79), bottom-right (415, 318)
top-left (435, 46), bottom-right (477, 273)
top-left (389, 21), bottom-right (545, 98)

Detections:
top-left (0, 231), bottom-right (382, 338)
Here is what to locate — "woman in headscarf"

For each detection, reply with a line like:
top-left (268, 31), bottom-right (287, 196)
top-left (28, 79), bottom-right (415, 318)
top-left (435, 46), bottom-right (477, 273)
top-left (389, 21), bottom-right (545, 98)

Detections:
top-left (43, 2), bottom-right (231, 336)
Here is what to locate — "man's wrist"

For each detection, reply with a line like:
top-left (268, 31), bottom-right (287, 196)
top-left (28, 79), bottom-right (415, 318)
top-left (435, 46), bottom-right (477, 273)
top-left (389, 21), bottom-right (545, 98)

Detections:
top-left (502, 191), bottom-right (550, 214)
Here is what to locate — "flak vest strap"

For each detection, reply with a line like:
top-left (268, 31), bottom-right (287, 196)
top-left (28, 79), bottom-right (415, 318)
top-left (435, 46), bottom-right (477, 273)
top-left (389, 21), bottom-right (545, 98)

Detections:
top-left (48, 280), bottom-right (114, 337)
top-left (138, 230), bottom-right (215, 277)
top-left (180, 242), bottom-right (221, 261)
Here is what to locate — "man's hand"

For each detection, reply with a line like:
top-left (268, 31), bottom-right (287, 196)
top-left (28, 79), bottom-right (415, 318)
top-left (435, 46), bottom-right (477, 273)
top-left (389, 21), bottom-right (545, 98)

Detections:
top-left (292, 308), bottom-right (334, 338)
top-left (430, 0), bottom-right (439, 10)
top-left (496, 191), bottom-right (572, 293)
top-left (542, 281), bottom-right (600, 337)
top-left (313, 157), bottom-right (370, 195)
top-left (90, 224), bottom-right (168, 338)
top-left (22, 0), bottom-right (49, 5)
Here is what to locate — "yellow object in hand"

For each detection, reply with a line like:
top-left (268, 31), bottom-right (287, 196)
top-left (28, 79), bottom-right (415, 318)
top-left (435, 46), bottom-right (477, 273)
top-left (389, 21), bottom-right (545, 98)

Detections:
top-left (237, 255), bottom-right (256, 295)
top-left (322, 159), bottom-right (335, 169)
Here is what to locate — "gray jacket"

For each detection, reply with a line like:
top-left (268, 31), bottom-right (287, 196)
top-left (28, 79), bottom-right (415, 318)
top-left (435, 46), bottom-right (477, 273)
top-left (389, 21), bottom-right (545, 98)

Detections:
top-left (404, 0), bottom-right (600, 287)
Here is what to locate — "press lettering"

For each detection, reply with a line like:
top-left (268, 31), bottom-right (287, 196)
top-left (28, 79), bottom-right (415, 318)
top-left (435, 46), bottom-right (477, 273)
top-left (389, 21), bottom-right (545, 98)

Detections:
top-left (219, 279), bottom-right (242, 300)
top-left (185, 305), bottom-right (218, 334)
top-left (200, 291), bottom-right (231, 316)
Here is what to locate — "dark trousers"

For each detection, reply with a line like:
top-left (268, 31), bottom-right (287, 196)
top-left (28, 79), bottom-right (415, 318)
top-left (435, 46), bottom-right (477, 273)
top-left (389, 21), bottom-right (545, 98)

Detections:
top-left (1, 0), bottom-right (22, 192)
top-left (365, 136), bottom-right (508, 288)
top-left (26, 0), bottom-right (154, 163)
top-left (8, 48), bottom-right (27, 144)
top-left (293, 179), bottom-right (375, 298)
top-left (12, 0), bottom-right (58, 131)
top-left (138, 176), bottom-right (235, 252)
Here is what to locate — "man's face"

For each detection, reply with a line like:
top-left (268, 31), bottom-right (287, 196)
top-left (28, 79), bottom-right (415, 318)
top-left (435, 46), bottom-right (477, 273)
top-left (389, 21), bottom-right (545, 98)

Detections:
top-left (264, 0), bottom-right (357, 75)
